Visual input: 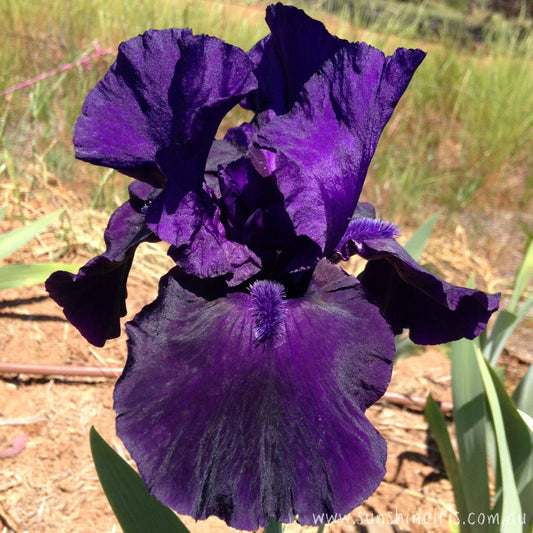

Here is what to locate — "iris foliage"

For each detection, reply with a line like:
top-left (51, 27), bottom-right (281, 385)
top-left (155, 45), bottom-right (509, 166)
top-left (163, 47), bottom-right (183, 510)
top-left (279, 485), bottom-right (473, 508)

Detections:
top-left (0, 208), bottom-right (78, 290)
top-left (426, 241), bottom-right (533, 533)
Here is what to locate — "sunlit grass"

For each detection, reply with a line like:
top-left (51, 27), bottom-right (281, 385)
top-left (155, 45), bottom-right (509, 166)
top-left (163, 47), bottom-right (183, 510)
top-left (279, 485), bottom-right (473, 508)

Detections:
top-left (1, 0), bottom-right (532, 228)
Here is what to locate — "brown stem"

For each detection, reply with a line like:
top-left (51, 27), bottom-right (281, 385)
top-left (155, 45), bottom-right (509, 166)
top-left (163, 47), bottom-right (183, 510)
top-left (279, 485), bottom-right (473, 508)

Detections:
top-left (0, 362), bottom-right (453, 414)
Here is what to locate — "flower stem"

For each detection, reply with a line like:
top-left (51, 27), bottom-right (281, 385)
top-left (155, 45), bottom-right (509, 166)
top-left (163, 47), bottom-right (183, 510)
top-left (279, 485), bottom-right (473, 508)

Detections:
top-left (265, 517), bottom-right (283, 533)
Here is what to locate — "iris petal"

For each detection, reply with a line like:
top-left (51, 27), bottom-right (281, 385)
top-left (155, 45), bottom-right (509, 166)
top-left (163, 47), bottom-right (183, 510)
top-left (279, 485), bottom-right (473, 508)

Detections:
top-left (244, 3), bottom-right (347, 114)
top-left (355, 237), bottom-right (500, 344)
top-left (114, 260), bottom-right (394, 529)
top-left (74, 29), bottom-right (256, 185)
top-left (45, 181), bottom-right (160, 346)
top-left (141, 30), bottom-right (258, 255)
top-left (218, 156), bottom-right (294, 248)
top-left (257, 43), bottom-right (425, 258)
top-left (150, 147), bottom-right (262, 284)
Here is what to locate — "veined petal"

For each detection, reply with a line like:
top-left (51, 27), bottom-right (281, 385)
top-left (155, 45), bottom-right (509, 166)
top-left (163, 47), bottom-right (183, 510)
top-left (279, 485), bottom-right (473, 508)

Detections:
top-left (217, 156), bottom-right (322, 277)
top-left (218, 156), bottom-right (294, 247)
top-left (244, 3), bottom-right (347, 114)
top-left (257, 43), bottom-right (425, 257)
top-left (167, 237), bottom-right (261, 287)
top-left (74, 29), bottom-right (256, 184)
top-left (114, 260), bottom-right (394, 529)
top-left (356, 236), bottom-right (500, 344)
top-left (45, 181), bottom-right (160, 346)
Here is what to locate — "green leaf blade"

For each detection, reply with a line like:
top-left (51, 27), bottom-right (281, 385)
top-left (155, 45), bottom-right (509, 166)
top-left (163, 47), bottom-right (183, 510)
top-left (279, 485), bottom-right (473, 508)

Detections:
top-left (451, 338), bottom-right (491, 530)
top-left (425, 394), bottom-right (468, 521)
top-left (509, 240), bottom-right (533, 314)
top-left (90, 427), bottom-right (189, 533)
top-left (0, 209), bottom-right (64, 261)
top-left (474, 347), bottom-right (526, 533)
top-left (0, 263), bottom-right (80, 290)
top-left (484, 310), bottom-right (517, 367)
top-left (403, 212), bottom-right (440, 261)
top-left (514, 364), bottom-right (533, 417)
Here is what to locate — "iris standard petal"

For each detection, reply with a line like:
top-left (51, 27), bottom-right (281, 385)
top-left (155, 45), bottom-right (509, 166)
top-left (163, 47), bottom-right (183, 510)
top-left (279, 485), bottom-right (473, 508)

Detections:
top-left (217, 155), bottom-right (322, 277)
top-left (244, 3), bottom-right (347, 114)
top-left (74, 29), bottom-right (256, 184)
top-left (257, 43), bottom-right (425, 258)
top-left (45, 181), bottom-right (160, 347)
top-left (217, 156), bottom-right (294, 247)
top-left (143, 29), bottom-right (258, 245)
top-left (353, 233), bottom-right (500, 344)
top-left (114, 260), bottom-right (395, 529)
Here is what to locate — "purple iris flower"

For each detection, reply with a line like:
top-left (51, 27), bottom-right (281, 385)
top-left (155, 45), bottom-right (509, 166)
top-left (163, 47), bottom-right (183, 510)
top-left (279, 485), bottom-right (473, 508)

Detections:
top-left (46, 4), bottom-right (500, 530)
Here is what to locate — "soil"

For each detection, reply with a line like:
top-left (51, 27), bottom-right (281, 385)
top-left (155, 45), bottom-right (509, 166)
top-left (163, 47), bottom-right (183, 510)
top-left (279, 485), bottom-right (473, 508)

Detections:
top-left (0, 219), bottom-right (531, 533)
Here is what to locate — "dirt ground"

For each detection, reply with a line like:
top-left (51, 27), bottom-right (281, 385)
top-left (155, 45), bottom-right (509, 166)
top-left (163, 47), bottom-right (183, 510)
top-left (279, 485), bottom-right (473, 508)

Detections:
top-left (0, 213), bottom-right (531, 533)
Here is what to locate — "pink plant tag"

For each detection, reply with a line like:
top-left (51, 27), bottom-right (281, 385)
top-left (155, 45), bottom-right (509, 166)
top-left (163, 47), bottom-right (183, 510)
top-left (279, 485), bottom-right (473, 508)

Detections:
top-left (0, 433), bottom-right (28, 458)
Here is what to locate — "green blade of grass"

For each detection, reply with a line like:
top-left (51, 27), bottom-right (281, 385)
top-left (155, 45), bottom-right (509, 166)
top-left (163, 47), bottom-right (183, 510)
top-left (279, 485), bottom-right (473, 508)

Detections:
top-left (2, 149), bottom-right (19, 205)
top-left (403, 212), bottom-right (440, 262)
top-left (0, 209), bottom-right (64, 261)
top-left (508, 240), bottom-right (533, 314)
top-left (0, 263), bottom-right (80, 290)
top-left (90, 427), bottom-right (188, 533)
top-left (89, 168), bottom-right (114, 210)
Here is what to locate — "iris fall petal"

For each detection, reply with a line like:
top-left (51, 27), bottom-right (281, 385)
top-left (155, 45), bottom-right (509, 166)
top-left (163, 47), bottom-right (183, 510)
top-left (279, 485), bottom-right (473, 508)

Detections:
top-left (114, 260), bottom-right (394, 529)
top-left (45, 181), bottom-right (160, 346)
top-left (355, 235), bottom-right (500, 344)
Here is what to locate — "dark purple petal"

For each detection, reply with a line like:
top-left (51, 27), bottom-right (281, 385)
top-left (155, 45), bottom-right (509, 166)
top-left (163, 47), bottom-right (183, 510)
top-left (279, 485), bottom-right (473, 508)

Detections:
top-left (143, 29), bottom-right (258, 242)
top-left (244, 3), bottom-right (347, 114)
top-left (216, 156), bottom-right (323, 278)
top-left (147, 147), bottom-right (261, 284)
top-left (167, 236), bottom-right (261, 287)
top-left (205, 138), bottom-right (247, 174)
top-left (45, 182), bottom-right (160, 347)
top-left (352, 201), bottom-right (377, 220)
top-left (114, 260), bottom-right (394, 529)
top-left (46, 256), bottom-right (132, 347)
top-left (146, 146), bottom-right (218, 253)
top-left (217, 156), bottom-right (294, 247)
top-left (74, 29), bottom-right (256, 184)
top-left (355, 237), bottom-right (500, 344)
top-left (257, 44), bottom-right (425, 257)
